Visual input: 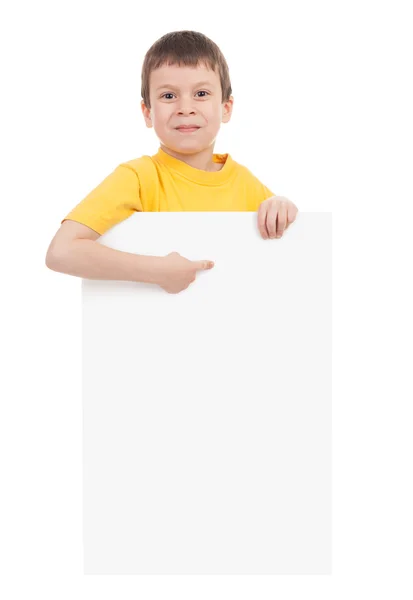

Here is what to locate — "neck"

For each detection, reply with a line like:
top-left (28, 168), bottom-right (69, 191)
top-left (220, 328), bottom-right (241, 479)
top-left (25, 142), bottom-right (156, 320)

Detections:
top-left (160, 144), bottom-right (220, 172)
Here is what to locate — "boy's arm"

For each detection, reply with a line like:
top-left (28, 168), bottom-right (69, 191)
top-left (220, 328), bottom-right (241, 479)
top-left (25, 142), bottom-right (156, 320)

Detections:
top-left (46, 164), bottom-right (165, 283)
top-left (45, 220), bottom-right (165, 285)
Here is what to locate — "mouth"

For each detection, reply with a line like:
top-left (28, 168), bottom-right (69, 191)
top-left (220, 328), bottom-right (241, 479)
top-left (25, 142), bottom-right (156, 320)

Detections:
top-left (175, 127), bottom-right (201, 133)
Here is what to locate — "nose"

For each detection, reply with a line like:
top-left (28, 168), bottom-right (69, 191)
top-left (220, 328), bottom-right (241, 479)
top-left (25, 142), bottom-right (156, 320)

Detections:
top-left (177, 104), bottom-right (196, 116)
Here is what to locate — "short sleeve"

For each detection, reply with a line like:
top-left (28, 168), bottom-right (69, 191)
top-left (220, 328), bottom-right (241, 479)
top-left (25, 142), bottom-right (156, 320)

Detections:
top-left (61, 164), bottom-right (143, 235)
top-left (262, 184), bottom-right (276, 201)
top-left (244, 167), bottom-right (276, 211)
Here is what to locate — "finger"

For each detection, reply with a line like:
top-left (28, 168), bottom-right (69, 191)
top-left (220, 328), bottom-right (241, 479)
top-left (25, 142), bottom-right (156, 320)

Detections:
top-left (257, 203), bottom-right (269, 239)
top-left (276, 202), bottom-right (287, 237)
top-left (193, 260), bottom-right (215, 270)
top-left (266, 202), bottom-right (280, 238)
top-left (287, 204), bottom-right (298, 226)
top-left (284, 205), bottom-right (297, 232)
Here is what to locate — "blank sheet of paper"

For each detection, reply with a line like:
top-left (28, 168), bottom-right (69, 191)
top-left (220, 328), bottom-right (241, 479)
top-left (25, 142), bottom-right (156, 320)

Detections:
top-left (82, 212), bottom-right (331, 574)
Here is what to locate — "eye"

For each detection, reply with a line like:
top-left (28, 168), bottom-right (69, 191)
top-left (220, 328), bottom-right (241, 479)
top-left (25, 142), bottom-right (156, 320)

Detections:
top-left (160, 91), bottom-right (210, 99)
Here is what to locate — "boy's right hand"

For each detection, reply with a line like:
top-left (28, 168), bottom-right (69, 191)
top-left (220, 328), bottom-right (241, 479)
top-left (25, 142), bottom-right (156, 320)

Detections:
top-left (157, 252), bottom-right (215, 294)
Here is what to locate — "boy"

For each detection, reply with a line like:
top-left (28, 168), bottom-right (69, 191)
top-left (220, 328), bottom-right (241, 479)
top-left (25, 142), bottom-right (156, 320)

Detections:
top-left (45, 30), bottom-right (298, 294)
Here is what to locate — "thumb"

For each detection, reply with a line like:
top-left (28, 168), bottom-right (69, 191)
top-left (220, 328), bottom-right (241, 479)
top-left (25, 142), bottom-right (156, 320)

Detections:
top-left (193, 259), bottom-right (215, 271)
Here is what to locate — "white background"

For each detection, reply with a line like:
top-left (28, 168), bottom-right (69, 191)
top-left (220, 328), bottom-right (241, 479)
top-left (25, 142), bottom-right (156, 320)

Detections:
top-left (1, 0), bottom-right (412, 597)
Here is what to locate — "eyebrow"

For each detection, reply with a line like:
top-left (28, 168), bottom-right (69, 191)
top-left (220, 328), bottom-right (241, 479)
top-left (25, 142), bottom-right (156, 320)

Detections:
top-left (156, 81), bottom-right (214, 91)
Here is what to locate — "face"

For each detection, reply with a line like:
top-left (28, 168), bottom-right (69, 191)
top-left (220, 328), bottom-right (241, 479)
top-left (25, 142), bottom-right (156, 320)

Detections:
top-left (141, 62), bottom-right (233, 155)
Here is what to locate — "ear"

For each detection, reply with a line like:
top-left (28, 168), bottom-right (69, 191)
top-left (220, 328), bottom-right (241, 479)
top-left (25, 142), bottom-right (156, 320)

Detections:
top-left (141, 100), bottom-right (152, 128)
top-left (222, 95), bottom-right (234, 124)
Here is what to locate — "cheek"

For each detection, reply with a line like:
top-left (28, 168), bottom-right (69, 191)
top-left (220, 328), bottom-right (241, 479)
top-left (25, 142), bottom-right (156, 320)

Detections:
top-left (151, 105), bottom-right (168, 123)
top-left (208, 105), bottom-right (224, 123)
top-left (152, 115), bottom-right (169, 135)
top-left (209, 113), bottom-right (223, 130)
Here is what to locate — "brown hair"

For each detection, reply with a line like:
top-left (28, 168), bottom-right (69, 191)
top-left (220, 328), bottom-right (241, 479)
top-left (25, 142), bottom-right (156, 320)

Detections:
top-left (141, 30), bottom-right (232, 109)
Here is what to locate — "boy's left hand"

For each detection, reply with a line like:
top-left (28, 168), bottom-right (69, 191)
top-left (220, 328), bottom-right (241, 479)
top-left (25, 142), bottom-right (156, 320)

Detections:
top-left (257, 196), bottom-right (298, 239)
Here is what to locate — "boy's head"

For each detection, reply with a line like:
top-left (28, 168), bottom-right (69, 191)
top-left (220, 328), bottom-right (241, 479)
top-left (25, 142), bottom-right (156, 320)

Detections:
top-left (141, 30), bottom-right (234, 156)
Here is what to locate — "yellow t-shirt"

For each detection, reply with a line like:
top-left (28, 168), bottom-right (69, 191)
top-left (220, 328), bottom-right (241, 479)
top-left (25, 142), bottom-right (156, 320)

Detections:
top-left (61, 147), bottom-right (275, 235)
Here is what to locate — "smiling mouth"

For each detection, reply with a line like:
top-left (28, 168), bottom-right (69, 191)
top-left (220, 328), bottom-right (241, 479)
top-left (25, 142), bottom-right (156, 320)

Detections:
top-left (176, 127), bottom-right (200, 133)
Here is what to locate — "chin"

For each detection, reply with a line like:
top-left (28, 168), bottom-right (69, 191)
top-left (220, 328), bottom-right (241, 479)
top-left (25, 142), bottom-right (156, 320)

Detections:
top-left (167, 142), bottom-right (205, 154)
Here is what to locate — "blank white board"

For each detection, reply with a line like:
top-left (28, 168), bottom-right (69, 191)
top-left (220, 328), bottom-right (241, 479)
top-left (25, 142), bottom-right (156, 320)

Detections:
top-left (82, 212), bottom-right (331, 574)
